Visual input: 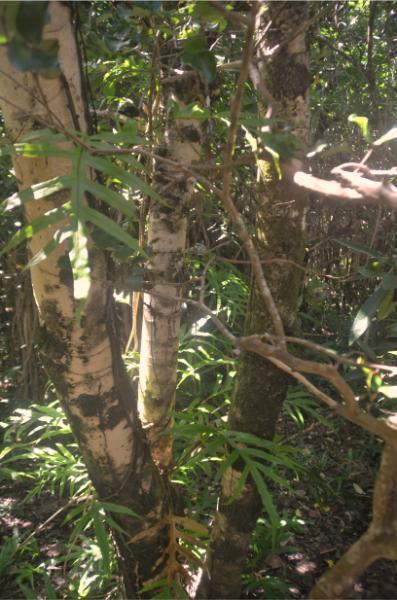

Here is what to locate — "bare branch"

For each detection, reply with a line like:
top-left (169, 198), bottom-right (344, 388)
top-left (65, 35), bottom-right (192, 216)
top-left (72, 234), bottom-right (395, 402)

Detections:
top-left (294, 166), bottom-right (397, 209)
top-left (220, 1), bottom-right (286, 342)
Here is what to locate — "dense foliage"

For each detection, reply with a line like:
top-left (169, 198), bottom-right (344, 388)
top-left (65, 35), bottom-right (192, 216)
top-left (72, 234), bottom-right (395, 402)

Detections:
top-left (1, 1), bottom-right (397, 598)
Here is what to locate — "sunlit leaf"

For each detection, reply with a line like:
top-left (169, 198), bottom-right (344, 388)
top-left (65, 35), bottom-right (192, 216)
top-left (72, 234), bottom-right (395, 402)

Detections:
top-left (348, 113), bottom-right (370, 142)
top-left (25, 227), bottom-right (72, 269)
top-left (0, 203), bottom-right (71, 258)
top-left (349, 287), bottom-right (389, 345)
top-left (373, 127), bottom-right (397, 146)
top-left (378, 385), bottom-right (397, 398)
top-left (86, 155), bottom-right (163, 203)
top-left (80, 204), bottom-right (139, 253)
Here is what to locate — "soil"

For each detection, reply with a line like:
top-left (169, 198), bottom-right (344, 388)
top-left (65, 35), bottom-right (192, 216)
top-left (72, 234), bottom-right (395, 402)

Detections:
top-left (1, 396), bottom-right (396, 599)
top-left (246, 415), bottom-right (397, 599)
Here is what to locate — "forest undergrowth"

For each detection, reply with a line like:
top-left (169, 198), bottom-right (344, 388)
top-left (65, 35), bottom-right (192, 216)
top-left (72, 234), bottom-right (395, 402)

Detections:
top-left (1, 351), bottom-right (396, 599)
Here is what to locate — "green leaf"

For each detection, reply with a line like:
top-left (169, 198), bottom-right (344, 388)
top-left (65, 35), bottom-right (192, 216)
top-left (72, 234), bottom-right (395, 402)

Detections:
top-left (217, 448), bottom-right (240, 480)
top-left (83, 178), bottom-right (137, 218)
top-left (182, 50), bottom-right (217, 82)
top-left (250, 464), bottom-right (279, 526)
top-left (0, 203), bottom-right (71, 258)
top-left (373, 127), bottom-right (397, 146)
top-left (349, 287), bottom-right (389, 345)
top-left (0, 536), bottom-right (18, 579)
top-left (378, 385), bottom-right (397, 398)
top-left (92, 506), bottom-right (111, 572)
top-left (192, 1), bottom-right (227, 29)
top-left (71, 147), bottom-right (86, 217)
top-left (42, 572), bottom-right (58, 600)
top-left (348, 113), bottom-right (370, 142)
top-left (381, 273), bottom-right (397, 290)
top-left (18, 582), bottom-right (37, 600)
top-left (174, 103), bottom-right (210, 121)
top-left (98, 501), bottom-right (141, 519)
top-left (0, 2), bottom-right (19, 41)
top-left (86, 155), bottom-right (163, 203)
top-left (80, 205), bottom-right (139, 253)
top-left (334, 239), bottom-right (384, 259)
top-left (377, 290), bottom-right (395, 320)
top-left (2, 175), bottom-right (71, 211)
top-left (25, 227), bottom-right (72, 270)
top-left (132, 0), bottom-right (162, 15)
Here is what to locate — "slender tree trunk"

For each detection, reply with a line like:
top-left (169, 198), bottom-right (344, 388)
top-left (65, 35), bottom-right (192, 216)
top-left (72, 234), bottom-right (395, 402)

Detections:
top-left (0, 3), bottom-right (169, 596)
top-left (198, 4), bottom-right (310, 597)
top-left (138, 72), bottom-right (206, 469)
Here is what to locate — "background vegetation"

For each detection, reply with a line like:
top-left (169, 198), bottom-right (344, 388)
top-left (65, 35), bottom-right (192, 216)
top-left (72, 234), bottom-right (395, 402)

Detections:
top-left (1, 1), bottom-right (397, 598)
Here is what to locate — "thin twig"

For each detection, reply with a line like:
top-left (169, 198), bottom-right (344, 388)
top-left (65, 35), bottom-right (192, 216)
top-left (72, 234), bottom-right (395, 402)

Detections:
top-left (220, 1), bottom-right (285, 342)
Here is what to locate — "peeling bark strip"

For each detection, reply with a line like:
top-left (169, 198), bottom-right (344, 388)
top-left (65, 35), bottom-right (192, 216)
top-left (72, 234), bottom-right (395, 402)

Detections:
top-left (0, 3), bottom-right (169, 596)
top-left (198, 3), bottom-right (310, 598)
top-left (138, 72), bottom-right (205, 469)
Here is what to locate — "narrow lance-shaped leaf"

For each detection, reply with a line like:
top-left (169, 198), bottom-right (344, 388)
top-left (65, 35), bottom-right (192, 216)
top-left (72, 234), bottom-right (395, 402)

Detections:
top-left (249, 463), bottom-right (279, 527)
top-left (24, 226), bottom-right (72, 270)
top-left (0, 203), bottom-right (71, 258)
top-left (373, 127), bottom-right (397, 146)
top-left (349, 286), bottom-right (390, 345)
top-left (82, 177), bottom-right (137, 219)
top-left (86, 154), bottom-right (164, 204)
top-left (333, 238), bottom-right (385, 259)
top-left (1, 175), bottom-right (72, 211)
top-left (91, 504), bottom-right (111, 572)
top-left (71, 147), bottom-right (86, 218)
top-left (80, 204), bottom-right (140, 253)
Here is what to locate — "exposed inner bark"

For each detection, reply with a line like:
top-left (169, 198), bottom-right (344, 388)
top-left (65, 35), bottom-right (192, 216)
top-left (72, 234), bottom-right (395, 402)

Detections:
top-left (138, 72), bottom-right (206, 469)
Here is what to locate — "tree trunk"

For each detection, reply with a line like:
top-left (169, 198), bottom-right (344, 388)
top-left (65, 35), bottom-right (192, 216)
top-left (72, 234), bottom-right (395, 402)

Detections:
top-left (198, 3), bottom-right (310, 597)
top-left (138, 72), bottom-right (206, 469)
top-left (0, 3), bottom-right (169, 596)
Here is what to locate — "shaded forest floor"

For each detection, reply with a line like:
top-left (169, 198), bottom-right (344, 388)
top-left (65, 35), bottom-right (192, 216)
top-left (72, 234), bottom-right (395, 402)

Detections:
top-left (1, 393), bottom-right (397, 599)
top-left (262, 416), bottom-right (397, 599)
